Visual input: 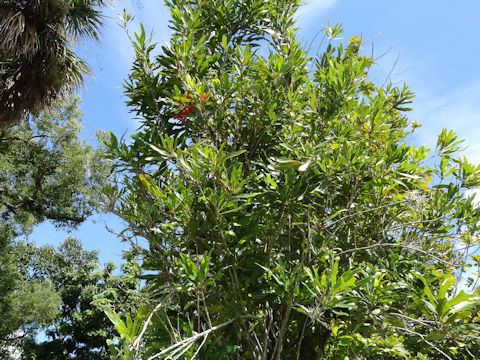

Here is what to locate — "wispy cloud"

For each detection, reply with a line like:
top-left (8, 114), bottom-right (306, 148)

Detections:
top-left (405, 78), bottom-right (480, 206)
top-left (465, 189), bottom-right (480, 208)
top-left (102, 0), bottom-right (171, 71)
top-left (296, 0), bottom-right (339, 25)
top-left (409, 79), bottom-right (480, 165)
top-left (76, 0), bottom-right (171, 132)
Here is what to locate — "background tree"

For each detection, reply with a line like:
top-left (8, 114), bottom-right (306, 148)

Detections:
top-left (0, 0), bottom-right (107, 127)
top-left (4, 238), bottom-right (142, 360)
top-left (0, 96), bottom-right (108, 355)
top-left (0, 96), bottom-right (105, 236)
top-left (105, 1), bottom-right (480, 358)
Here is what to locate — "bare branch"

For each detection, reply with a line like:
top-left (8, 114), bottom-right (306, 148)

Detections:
top-left (337, 243), bottom-right (452, 265)
top-left (147, 318), bottom-right (235, 360)
top-left (132, 292), bottom-right (173, 351)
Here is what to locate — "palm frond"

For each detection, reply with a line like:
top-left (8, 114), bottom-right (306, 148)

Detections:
top-left (63, 47), bottom-right (90, 89)
top-left (0, 9), bottom-right (40, 59)
top-left (66, 0), bottom-right (105, 41)
top-left (0, 0), bottom-right (105, 127)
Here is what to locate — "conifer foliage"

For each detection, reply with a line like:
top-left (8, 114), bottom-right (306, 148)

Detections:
top-left (106, 0), bottom-right (480, 358)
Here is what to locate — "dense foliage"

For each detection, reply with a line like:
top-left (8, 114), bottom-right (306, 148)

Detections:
top-left (0, 2), bottom-right (144, 359)
top-left (1, 0), bottom-right (479, 359)
top-left (0, 97), bottom-right (107, 356)
top-left (3, 238), bottom-right (141, 360)
top-left (0, 96), bottom-right (103, 236)
top-left (0, 0), bottom-right (106, 127)
top-left (104, 0), bottom-right (480, 359)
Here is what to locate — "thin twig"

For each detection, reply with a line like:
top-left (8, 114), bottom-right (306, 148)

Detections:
top-left (147, 318), bottom-right (235, 360)
top-left (191, 333), bottom-right (208, 359)
top-left (337, 243), bottom-right (451, 265)
top-left (132, 292), bottom-right (173, 350)
top-left (389, 326), bottom-right (452, 360)
top-left (381, 53), bottom-right (400, 88)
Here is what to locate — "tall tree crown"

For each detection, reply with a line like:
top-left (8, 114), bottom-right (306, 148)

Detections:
top-left (105, 1), bottom-right (480, 358)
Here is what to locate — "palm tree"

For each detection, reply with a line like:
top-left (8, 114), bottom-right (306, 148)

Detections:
top-left (0, 0), bottom-right (106, 128)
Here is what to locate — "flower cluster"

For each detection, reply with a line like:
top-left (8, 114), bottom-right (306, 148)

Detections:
top-left (173, 93), bottom-right (209, 122)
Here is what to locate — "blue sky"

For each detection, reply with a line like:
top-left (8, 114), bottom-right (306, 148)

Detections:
top-left (32, 0), bottom-right (480, 265)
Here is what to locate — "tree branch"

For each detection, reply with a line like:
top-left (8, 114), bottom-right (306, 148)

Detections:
top-left (337, 243), bottom-right (452, 265)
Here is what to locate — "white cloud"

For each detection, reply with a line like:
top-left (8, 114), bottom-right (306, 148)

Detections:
top-left (76, 0), bottom-right (171, 130)
top-left (296, 0), bottom-right (339, 24)
top-left (465, 189), bottom-right (480, 208)
top-left (409, 79), bottom-right (480, 165)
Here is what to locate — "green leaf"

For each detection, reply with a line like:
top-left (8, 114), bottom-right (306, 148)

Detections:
top-left (414, 273), bottom-right (436, 305)
top-left (324, 209), bottom-right (347, 223)
top-left (425, 331), bottom-right (446, 341)
top-left (234, 192), bottom-right (262, 199)
top-left (266, 174), bottom-right (278, 188)
top-left (298, 160), bottom-right (311, 172)
top-left (222, 35), bottom-right (228, 51)
top-left (272, 158), bottom-right (302, 170)
top-left (225, 149), bottom-right (247, 160)
top-left (331, 261), bottom-right (339, 288)
top-left (105, 309), bottom-right (128, 337)
top-left (445, 292), bottom-right (476, 315)
top-left (149, 143), bottom-right (171, 158)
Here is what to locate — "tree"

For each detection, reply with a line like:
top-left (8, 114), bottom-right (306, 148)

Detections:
top-left (0, 96), bottom-right (107, 355)
top-left (0, 0), bottom-right (107, 127)
top-left (105, 1), bottom-right (480, 358)
top-left (0, 95), bottom-right (104, 236)
top-left (6, 237), bottom-right (142, 360)
top-left (0, 241), bottom-right (62, 360)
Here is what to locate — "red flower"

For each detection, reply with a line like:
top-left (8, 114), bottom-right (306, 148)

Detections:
top-left (173, 93), bottom-right (209, 122)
